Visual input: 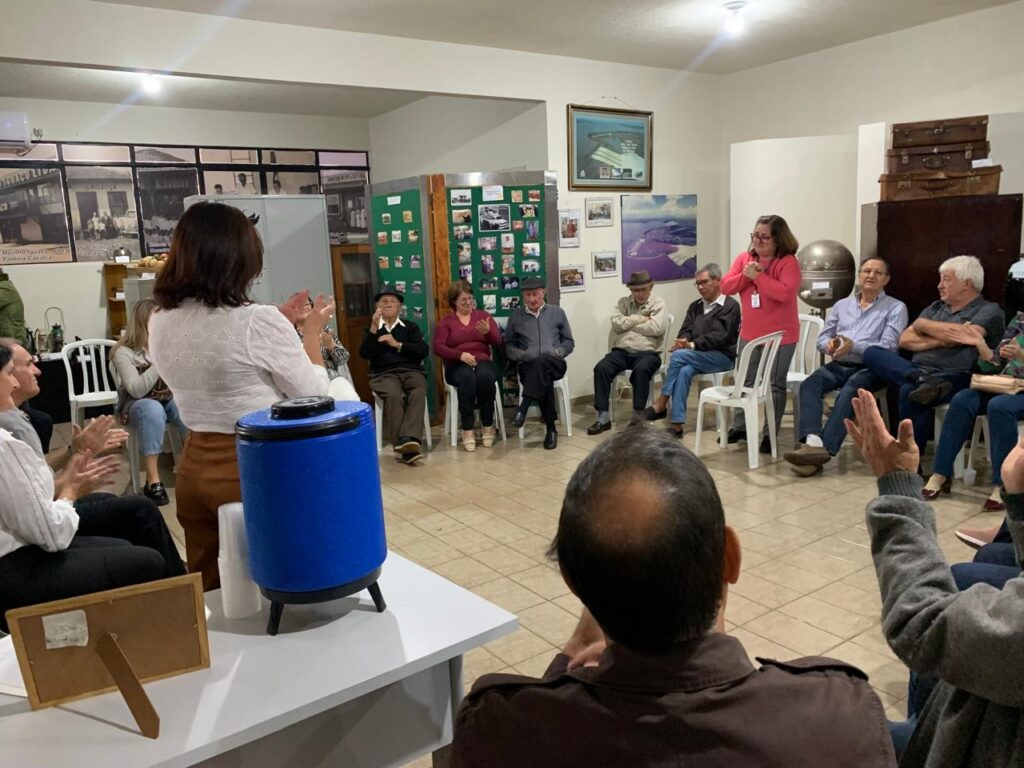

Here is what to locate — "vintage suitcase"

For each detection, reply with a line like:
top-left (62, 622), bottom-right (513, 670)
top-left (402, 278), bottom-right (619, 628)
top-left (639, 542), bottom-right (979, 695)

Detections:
top-left (879, 166), bottom-right (1001, 202)
top-left (885, 141), bottom-right (990, 173)
top-left (891, 115), bottom-right (988, 148)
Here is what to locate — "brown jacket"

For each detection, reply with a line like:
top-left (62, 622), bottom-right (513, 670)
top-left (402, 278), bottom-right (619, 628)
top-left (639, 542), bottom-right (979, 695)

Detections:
top-left (452, 633), bottom-right (895, 768)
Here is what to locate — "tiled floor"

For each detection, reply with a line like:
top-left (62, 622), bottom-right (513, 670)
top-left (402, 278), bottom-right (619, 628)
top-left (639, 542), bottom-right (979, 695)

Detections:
top-left (68, 392), bottom-right (1005, 768)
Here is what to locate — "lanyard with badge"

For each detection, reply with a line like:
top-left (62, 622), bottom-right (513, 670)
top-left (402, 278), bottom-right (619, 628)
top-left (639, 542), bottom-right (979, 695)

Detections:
top-left (750, 255), bottom-right (762, 309)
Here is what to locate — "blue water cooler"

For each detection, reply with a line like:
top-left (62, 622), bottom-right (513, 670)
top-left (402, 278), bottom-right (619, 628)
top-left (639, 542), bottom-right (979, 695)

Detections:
top-left (235, 396), bottom-right (387, 635)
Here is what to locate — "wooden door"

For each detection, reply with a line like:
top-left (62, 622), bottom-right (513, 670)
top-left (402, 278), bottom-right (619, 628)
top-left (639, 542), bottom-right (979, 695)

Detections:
top-left (330, 244), bottom-right (374, 404)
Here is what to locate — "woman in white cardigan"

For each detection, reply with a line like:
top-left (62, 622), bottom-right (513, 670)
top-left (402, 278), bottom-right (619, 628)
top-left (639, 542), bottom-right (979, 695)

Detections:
top-left (149, 201), bottom-right (335, 591)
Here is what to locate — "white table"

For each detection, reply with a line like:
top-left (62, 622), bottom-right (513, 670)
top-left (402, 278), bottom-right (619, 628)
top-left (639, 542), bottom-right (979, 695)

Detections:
top-left (0, 553), bottom-right (517, 768)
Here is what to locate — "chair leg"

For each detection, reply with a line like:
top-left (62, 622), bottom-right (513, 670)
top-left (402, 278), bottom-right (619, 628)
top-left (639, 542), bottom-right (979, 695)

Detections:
top-left (560, 385), bottom-right (572, 437)
top-left (744, 405), bottom-right (760, 470)
top-left (495, 388), bottom-right (507, 442)
top-left (791, 389), bottom-right (801, 449)
top-left (517, 382), bottom-right (526, 439)
top-left (128, 433), bottom-right (141, 494)
top-left (423, 408), bottom-right (433, 451)
top-left (693, 399), bottom-right (705, 458)
top-left (374, 400), bottom-right (384, 454)
top-left (765, 397), bottom-right (778, 460)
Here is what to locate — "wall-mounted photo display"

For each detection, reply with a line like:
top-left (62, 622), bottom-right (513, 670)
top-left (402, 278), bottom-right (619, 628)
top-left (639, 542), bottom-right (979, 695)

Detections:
top-left (66, 166), bottom-right (141, 262)
top-left (203, 169), bottom-right (258, 195)
top-left (559, 264), bottom-right (586, 293)
top-left (585, 197), bottom-right (614, 227)
top-left (620, 194), bottom-right (698, 283)
top-left (567, 104), bottom-right (653, 191)
top-left (0, 166), bottom-right (73, 265)
top-left (592, 249), bottom-right (619, 279)
top-left (558, 208), bottom-right (581, 248)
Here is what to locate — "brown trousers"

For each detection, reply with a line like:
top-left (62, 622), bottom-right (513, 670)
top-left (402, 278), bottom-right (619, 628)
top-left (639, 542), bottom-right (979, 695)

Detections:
top-left (369, 370), bottom-right (427, 444)
top-left (175, 431), bottom-right (241, 591)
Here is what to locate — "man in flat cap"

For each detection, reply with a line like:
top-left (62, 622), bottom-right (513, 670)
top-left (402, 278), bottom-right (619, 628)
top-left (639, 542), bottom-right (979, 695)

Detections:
top-left (506, 277), bottom-right (575, 450)
top-left (588, 271), bottom-right (668, 434)
top-left (359, 287), bottom-right (429, 465)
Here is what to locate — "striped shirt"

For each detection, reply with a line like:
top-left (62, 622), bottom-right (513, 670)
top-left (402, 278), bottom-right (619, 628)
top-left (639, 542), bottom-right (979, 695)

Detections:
top-left (817, 290), bottom-right (908, 364)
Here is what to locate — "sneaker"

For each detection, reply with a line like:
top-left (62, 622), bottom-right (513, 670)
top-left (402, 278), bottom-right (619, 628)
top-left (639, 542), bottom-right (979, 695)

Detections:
top-left (908, 377), bottom-right (953, 406)
top-left (783, 444), bottom-right (832, 467)
top-left (144, 482), bottom-right (169, 506)
top-left (393, 436), bottom-right (421, 455)
top-left (790, 464), bottom-right (823, 478)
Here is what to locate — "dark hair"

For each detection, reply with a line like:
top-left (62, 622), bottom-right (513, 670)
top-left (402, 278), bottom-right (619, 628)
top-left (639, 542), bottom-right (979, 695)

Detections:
top-left (861, 256), bottom-right (892, 276)
top-left (153, 202), bottom-right (263, 310)
top-left (753, 214), bottom-right (799, 257)
top-left (447, 279), bottom-right (474, 309)
top-left (0, 344), bottom-right (12, 371)
top-left (550, 429), bottom-right (726, 654)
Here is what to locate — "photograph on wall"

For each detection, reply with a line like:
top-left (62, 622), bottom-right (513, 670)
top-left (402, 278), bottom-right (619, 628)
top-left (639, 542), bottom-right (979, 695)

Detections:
top-left (558, 208), bottom-right (581, 248)
top-left (567, 104), bottom-right (653, 191)
top-left (522, 259), bottom-right (541, 273)
top-left (502, 275), bottom-right (520, 290)
top-left (526, 220), bottom-right (539, 240)
top-left (620, 194), bottom-right (698, 283)
top-left (481, 185), bottom-right (504, 202)
top-left (500, 233), bottom-right (515, 254)
top-left (501, 296), bottom-right (521, 311)
top-left (64, 166), bottom-right (142, 262)
top-left (450, 189), bottom-right (472, 205)
top-left (480, 277), bottom-right (498, 290)
top-left (585, 197), bottom-right (614, 227)
top-left (592, 249), bottom-right (619, 279)
top-left (268, 171), bottom-right (320, 195)
top-left (483, 294), bottom-right (497, 312)
top-left (0, 166), bottom-right (73, 265)
top-left (321, 169), bottom-right (368, 244)
top-left (458, 242), bottom-right (472, 263)
top-left (560, 265), bottom-right (586, 292)
top-left (510, 190), bottom-right (523, 203)
top-left (478, 204), bottom-right (510, 232)
top-left (478, 236), bottom-right (497, 251)
top-left (452, 208), bottom-right (472, 224)
top-left (518, 204), bottom-right (537, 219)
top-left (454, 225), bottom-right (473, 241)
top-left (137, 167), bottom-right (200, 255)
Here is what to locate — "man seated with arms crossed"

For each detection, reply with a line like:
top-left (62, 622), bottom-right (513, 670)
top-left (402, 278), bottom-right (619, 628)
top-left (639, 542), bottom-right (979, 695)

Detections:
top-left (846, 389), bottom-right (1024, 767)
top-left (785, 257), bottom-right (907, 475)
top-left (643, 263), bottom-right (740, 437)
top-left (451, 428), bottom-right (896, 768)
top-left (358, 288), bottom-right (429, 465)
top-left (506, 276), bottom-right (574, 450)
top-left (863, 255), bottom-right (1004, 461)
top-left (587, 270), bottom-right (668, 434)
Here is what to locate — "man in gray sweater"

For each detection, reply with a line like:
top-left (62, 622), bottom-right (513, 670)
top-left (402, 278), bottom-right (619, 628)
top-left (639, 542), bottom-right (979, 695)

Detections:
top-left (505, 277), bottom-right (574, 450)
top-left (846, 388), bottom-right (1024, 768)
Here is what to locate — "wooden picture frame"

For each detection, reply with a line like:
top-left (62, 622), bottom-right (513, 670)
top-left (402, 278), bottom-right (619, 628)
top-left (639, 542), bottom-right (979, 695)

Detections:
top-left (567, 104), bottom-right (653, 192)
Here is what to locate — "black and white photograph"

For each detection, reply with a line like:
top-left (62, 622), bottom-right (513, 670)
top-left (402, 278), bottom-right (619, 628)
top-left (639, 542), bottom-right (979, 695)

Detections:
top-left (483, 294), bottom-right (497, 313)
top-left (585, 197), bottom-right (614, 227)
top-left (454, 225), bottom-right (473, 241)
top-left (478, 236), bottom-right (497, 251)
top-left (518, 204), bottom-right (537, 219)
top-left (450, 188), bottom-right (472, 206)
top-left (394, 255), bottom-right (404, 269)
top-left (137, 166), bottom-right (199, 255)
top-left (592, 249), bottom-right (619, 278)
top-left (412, 306), bottom-right (424, 320)
top-left (391, 230), bottom-right (402, 243)
top-left (382, 212), bottom-right (392, 225)
top-left (394, 280), bottom-right (406, 294)
top-left (452, 208), bottom-right (472, 224)
top-left (500, 296), bottom-right (521, 311)
top-left (66, 166), bottom-right (141, 262)
top-left (478, 204), bottom-right (511, 232)
top-left (458, 242), bottom-right (472, 262)
top-left (0, 166), bottom-right (73, 265)
top-left (502, 275), bottom-right (520, 290)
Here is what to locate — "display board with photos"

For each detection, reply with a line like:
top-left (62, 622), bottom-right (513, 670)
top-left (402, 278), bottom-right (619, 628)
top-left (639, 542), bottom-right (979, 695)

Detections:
top-left (446, 184), bottom-right (546, 320)
top-left (370, 188), bottom-right (430, 337)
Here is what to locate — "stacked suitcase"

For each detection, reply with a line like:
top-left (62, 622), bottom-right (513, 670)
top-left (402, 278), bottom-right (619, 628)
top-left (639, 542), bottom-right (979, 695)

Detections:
top-left (879, 115), bottom-right (1001, 201)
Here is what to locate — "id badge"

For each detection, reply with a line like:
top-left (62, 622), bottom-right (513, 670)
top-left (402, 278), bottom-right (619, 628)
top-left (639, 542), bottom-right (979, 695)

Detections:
top-left (751, 292), bottom-right (761, 309)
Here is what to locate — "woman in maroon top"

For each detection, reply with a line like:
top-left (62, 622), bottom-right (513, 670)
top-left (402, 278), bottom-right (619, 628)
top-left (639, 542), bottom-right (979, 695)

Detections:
top-left (434, 280), bottom-right (503, 451)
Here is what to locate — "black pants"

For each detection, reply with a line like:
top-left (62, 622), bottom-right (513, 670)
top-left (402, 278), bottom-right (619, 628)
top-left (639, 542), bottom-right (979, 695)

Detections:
top-left (446, 361), bottom-right (498, 430)
top-left (519, 355), bottom-right (567, 426)
top-left (0, 493), bottom-right (185, 631)
top-left (593, 348), bottom-right (662, 412)
top-left (23, 404), bottom-right (53, 454)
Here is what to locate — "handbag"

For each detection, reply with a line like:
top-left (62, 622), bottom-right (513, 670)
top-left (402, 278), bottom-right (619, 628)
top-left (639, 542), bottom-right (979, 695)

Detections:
top-left (970, 374), bottom-right (1024, 395)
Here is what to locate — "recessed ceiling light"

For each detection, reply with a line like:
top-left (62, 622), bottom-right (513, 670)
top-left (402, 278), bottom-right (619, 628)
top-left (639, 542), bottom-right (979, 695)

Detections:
top-left (141, 74), bottom-right (161, 95)
top-left (724, 1), bottom-right (747, 37)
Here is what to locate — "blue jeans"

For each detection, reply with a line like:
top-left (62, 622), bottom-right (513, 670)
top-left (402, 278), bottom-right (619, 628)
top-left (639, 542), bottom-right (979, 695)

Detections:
top-left (797, 362), bottom-right (883, 455)
top-left (660, 348), bottom-right (733, 424)
top-left (951, 523), bottom-right (1021, 589)
top-left (862, 347), bottom-right (972, 454)
top-left (889, 672), bottom-right (938, 758)
top-left (128, 398), bottom-right (187, 456)
top-left (932, 389), bottom-right (1024, 485)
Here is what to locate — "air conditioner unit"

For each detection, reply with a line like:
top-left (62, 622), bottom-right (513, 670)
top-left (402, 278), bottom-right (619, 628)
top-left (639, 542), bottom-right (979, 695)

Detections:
top-left (0, 112), bottom-right (32, 151)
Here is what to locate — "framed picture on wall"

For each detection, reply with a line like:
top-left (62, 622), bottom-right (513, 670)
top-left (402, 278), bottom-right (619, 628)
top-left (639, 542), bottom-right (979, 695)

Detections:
top-left (567, 104), bottom-right (653, 192)
top-left (585, 197), bottom-right (614, 227)
top-left (558, 209), bottom-right (581, 248)
top-left (591, 250), bottom-right (619, 279)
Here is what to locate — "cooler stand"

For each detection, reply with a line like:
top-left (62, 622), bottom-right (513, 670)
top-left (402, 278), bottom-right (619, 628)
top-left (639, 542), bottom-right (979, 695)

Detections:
top-left (262, 567), bottom-right (387, 635)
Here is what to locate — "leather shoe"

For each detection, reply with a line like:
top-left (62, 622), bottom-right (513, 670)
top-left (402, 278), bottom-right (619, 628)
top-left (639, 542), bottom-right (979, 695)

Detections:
top-left (909, 377), bottom-right (953, 406)
top-left (921, 476), bottom-right (952, 500)
top-left (510, 409), bottom-right (527, 429)
top-left (982, 497), bottom-right (1007, 512)
top-left (759, 435), bottom-right (773, 455)
top-left (726, 428), bottom-right (746, 444)
top-left (543, 428), bottom-right (558, 450)
top-left (644, 406), bottom-right (667, 421)
top-left (144, 482), bottom-right (169, 506)
top-left (587, 421), bottom-right (611, 435)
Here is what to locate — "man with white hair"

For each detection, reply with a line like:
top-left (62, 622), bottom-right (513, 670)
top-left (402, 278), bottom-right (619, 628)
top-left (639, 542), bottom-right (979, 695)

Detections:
top-left (863, 255), bottom-right (1004, 456)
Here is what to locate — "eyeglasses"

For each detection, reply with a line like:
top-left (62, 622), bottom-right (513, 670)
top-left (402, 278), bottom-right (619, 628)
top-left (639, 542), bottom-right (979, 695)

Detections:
top-left (695, 279), bottom-right (714, 287)
top-left (749, 233), bottom-right (773, 243)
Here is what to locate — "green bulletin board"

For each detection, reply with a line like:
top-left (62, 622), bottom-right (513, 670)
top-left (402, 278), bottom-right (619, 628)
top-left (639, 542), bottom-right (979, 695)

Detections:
top-left (371, 188), bottom-right (430, 336)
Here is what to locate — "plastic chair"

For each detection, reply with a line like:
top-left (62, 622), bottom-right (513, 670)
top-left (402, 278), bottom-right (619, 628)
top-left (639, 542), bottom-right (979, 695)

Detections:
top-left (517, 373), bottom-right (573, 438)
top-left (934, 404), bottom-right (971, 480)
top-left (693, 371), bottom-right (728, 440)
top-left (787, 314), bottom-right (825, 446)
top-left (694, 331), bottom-right (784, 469)
top-left (962, 416), bottom-right (1024, 486)
top-left (609, 313), bottom-right (674, 425)
top-left (441, 369), bottom-right (507, 447)
top-left (61, 340), bottom-right (118, 428)
top-left (373, 394), bottom-right (433, 454)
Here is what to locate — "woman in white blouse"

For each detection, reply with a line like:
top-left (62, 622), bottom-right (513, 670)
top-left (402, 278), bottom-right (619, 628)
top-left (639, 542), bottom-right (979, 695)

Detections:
top-left (0, 345), bottom-right (185, 630)
top-left (149, 201), bottom-right (334, 591)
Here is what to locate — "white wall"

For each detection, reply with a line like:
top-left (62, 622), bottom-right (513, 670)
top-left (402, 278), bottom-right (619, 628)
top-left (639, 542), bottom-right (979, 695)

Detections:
top-left (369, 96), bottom-right (547, 183)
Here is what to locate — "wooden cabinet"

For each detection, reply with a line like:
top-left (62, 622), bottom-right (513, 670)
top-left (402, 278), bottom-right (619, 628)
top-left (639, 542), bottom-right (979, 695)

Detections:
top-left (861, 194), bottom-right (1023, 321)
top-left (101, 263), bottom-right (131, 340)
top-left (329, 244), bottom-right (374, 404)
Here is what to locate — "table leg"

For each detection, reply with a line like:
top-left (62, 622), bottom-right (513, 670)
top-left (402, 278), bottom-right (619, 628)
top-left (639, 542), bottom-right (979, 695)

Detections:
top-left (432, 654), bottom-right (464, 768)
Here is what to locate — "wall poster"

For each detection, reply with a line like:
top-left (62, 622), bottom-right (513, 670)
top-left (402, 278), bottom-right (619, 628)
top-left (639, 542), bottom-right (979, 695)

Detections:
top-left (620, 194), bottom-right (697, 283)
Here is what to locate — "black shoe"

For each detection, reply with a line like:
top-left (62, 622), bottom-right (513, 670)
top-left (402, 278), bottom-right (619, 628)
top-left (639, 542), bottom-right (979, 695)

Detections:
top-left (393, 436), bottom-right (421, 455)
top-left (543, 428), bottom-right (558, 450)
top-left (666, 424), bottom-right (684, 439)
top-left (644, 406), bottom-right (667, 422)
top-left (908, 377), bottom-right (953, 406)
top-left (759, 435), bottom-right (773, 455)
top-left (726, 428), bottom-right (746, 444)
top-left (587, 421), bottom-right (612, 435)
top-left (400, 450), bottom-right (424, 466)
top-left (144, 482), bottom-right (169, 506)
top-left (511, 409), bottom-right (527, 429)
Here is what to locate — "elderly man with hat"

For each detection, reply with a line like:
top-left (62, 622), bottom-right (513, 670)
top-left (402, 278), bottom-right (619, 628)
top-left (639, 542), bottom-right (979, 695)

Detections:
top-left (506, 276), bottom-right (575, 450)
top-left (588, 271), bottom-right (668, 434)
top-left (358, 287), bottom-right (429, 464)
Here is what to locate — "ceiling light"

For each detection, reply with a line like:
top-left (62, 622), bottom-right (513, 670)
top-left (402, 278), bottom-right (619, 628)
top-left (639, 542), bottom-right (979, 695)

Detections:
top-left (724, 1), bottom-right (747, 37)
top-left (141, 74), bottom-right (161, 95)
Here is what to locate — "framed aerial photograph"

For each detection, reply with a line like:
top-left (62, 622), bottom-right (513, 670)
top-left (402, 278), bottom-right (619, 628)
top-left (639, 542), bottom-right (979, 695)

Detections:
top-left (621, 194), bottom-right (698, 283)
top-left (567, 104), bottom-right (653, 192)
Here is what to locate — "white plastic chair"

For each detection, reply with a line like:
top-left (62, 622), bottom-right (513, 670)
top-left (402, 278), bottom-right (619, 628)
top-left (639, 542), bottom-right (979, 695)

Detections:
top-left (373, 393), bottom-right (433, 454)
top-left (694, 331), bottom-right (784, 469)
top-left (693, 371), bottom-right (728, 437)
top-left (934, 404), bottom-right (971, 480)
top-left (61, 340), bottom-right (118, 427)
top-left (517, 373), bottom-right (573, 438)
top-left (609, 313), bottom-right (674, 424)
top-left (962, 416), bottom-right (1024, 486)
top-left (787, 314), bottom-right (825, 445)
top-left (441, 369), bottom-right (507, 447)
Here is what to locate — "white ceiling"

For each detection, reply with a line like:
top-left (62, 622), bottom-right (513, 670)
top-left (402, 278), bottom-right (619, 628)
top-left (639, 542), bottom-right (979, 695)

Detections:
top-left (0, 60), bottom-right (434, 118)
top-left (98, 0), bottom-right (1015, 74)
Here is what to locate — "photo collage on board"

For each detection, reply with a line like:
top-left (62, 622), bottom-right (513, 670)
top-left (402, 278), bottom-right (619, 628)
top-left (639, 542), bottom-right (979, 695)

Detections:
top-left (447, 184), bottom-right (545, 321)
top-left (372, 190), bottom-right (428, 333)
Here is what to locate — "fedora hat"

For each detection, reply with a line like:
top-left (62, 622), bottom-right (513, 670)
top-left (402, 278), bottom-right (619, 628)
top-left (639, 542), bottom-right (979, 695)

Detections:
top-left (520, 276), bottom-right (545, 291)
top-left (626, 270), bottom-right (654, 287)
top-left (373, 287), bottom-right (405, 304)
